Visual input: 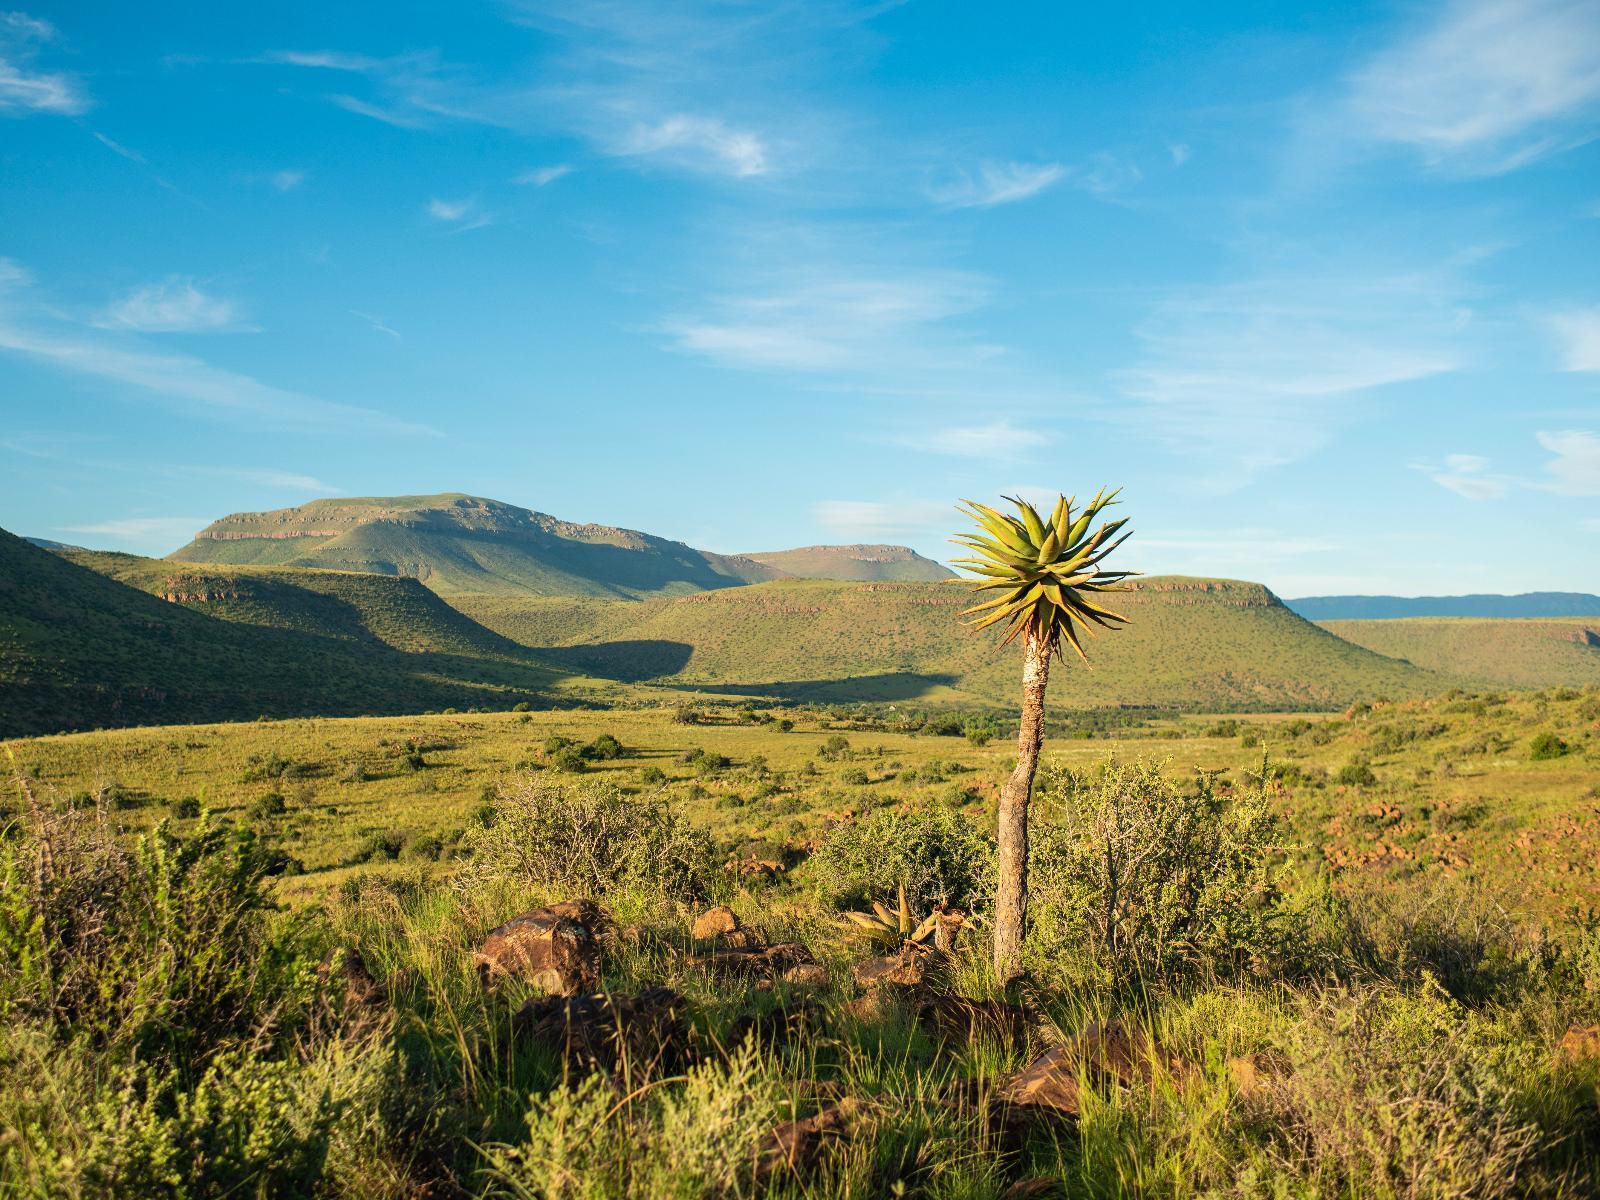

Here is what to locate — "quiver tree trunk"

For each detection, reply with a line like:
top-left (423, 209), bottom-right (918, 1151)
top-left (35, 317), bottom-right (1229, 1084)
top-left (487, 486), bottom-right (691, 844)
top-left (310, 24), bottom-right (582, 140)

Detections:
top-left (993, 630), bottom-right (1051, 985)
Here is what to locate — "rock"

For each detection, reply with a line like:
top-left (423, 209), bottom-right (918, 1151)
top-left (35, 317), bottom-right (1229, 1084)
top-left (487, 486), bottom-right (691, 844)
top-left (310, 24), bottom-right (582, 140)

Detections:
top-left (688, 941), bottom-right (814, 979)
top-left (475, 901), bottom-right (604, 995)
top-left (916, 995), bottom-right (1029, 1047)
top-left (754, 1098), bottom-right (865, 1180)
top-left (692, 905), bottom-right (741, 942)
top-left (851, 943), bottom-right (929, 988)
top-left (1559, 1024), bottom-right (1600, 1065)
top-left (1001, 1180), bottom-right (1065, 1200)
top-left (1227, 1054), bottom-right (1265, 1098)
top-left (782, 963), bottom-right (830, 989)
top-left (514, 986), bottom-right (687, 1075)
top-left (998, 1021), bottom-right (1195, 1120)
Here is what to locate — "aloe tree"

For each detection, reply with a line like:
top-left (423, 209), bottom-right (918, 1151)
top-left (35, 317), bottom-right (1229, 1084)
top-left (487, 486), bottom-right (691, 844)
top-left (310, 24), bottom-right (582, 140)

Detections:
top-left (952, 490), bottom-right (1133, 983)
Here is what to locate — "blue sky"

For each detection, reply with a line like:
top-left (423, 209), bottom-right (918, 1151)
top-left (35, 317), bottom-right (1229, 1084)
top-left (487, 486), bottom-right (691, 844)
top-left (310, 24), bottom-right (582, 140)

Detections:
top-left (1, 0), bottom-right (1597, 596)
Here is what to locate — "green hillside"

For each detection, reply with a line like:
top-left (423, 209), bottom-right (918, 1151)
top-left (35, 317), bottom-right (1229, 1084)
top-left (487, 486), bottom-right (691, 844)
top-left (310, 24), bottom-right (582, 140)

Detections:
top-left (454, 576), bottom-right (1445, 710)
top-left (0, 529), bottom-right (562, 737)
top-left (169, 493), bottom-right (786, 598)
top-left (1320, 617), bottom-right (1600, 688)
top-left (741, 543), bottom-right (956, 581)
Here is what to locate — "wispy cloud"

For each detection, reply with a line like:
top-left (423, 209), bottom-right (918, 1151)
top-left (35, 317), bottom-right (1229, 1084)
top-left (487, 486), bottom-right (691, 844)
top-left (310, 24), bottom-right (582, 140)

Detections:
top-left (351, 310), bottom-right (402, 341)
top-left (929, 161), bottom-right (1065, 208)
top-left (179, 466), bottom-right (336, 492)
top-left (1343, 0), bottom-right (1600, 174)
top-left (58, 516), bottom-right (210, 547)
top-left (98, 279), bottom-right (245, 334)
top-left (895, 421), bottom-right (1049, 459)
top-left (0, 258), bottom-right (432, 434)
top-left (622, 114), bottom-right (768, 177)
top-left (425, 197), bottom-right (494, 229)
top-left (515, 163), bottom-right (573, 186)
top-left (93, 132), bottom-right (145, 163)
top-left (1414, 453), bottom-right (1512, 499)
top-left (1546, 308), bottom-right (1600, 371)
top-left (1538, 430), bottom-right (1600, 496)
top-left (1168, 143), bottom-right (1191, 167)
top-left (813, 499), bottom-right (954, 541)
top-left (0, 11), bottom-right (89, 116)
top-left (1112, 270), bottom-right (1467, 485)
top-left (268, 168), bottom-right (306, 192)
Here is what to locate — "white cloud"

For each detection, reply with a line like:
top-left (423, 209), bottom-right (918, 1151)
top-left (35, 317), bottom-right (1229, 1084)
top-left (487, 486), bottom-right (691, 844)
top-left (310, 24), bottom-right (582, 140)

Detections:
top-left (426, 197), bottom-right (493, 228)
top-left (1547, 308), bottom-right (1600, 370)
top-left (622, 114), bottom-right (768, 177)
top-left (180, 466), bottom-right (336, 492)
top-left (930, 161), bottom-right (1065, 208)
top-left (93, 132), bottom-right (145, 163)
top-left (1169, 143), bottom-right (1191, 166)
top-left (58, 516), bottom-right (211, 547)
top-left (1345, 0), bottom-right (1600, 173)
top-left (0, 11), bottom-right (88, 116)
top-left (0, 258), bottom-right (432, 434)
top-left (351, 310), bottom-right (402, 341)
top-left (1415, 453), bottom-right (1512, 499)
top-left (813, 499), bottom-right (954, 541)
top-left (895, 421), bottom-right (1049, 459)
top-left (665, 267), bottom-right (994, 372)
top-left (269, 169), bottom-right (306, 192)
top-left (515, 163), bottom-right (573, 186)
top-left (1538, 430), bottom-right (1600, 495)
top-left (99, 279), bottom-right (243, 334)
top-left (1583, 517), bottom-right (1600, 532)
top-left (1113, 271), bottom-right (1466, 485)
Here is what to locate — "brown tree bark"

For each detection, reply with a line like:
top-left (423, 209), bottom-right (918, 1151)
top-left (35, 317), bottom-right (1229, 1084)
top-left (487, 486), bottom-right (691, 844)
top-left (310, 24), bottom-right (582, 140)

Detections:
top-left (993, 629), bottom-right (1051, 985)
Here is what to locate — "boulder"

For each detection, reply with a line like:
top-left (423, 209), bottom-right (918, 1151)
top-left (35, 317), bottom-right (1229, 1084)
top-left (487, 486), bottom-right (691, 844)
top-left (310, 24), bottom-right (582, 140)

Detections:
top-left (998, 1021), bottom-right (1195, 1120)
top-left (997, 1045), bottom-right (1082, 1117)
top-left (851, 943), bottom-right (929, 988)
top-left (754, 1098), bottom-right (865, 1181)
top-left (1559, 1023), bottom-right (1600, 1065)
top-left (688, 941), bottom-right (814, 979)
top-left (782, 963), bottom-right (830, 989)
top-left (514, 986), bottom-right (687, 1075)
top-left (691, 904), bottom-right (741, 942)
top-left (475, 900), bottom-right (604, 995)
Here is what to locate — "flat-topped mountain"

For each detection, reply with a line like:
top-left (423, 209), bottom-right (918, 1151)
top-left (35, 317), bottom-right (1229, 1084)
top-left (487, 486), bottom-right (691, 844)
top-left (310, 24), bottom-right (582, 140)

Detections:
top-left (741, 543), bottom-right (955, 582)
top-left (1287, 592), bottom-right (1600, 620)
top-left (169, 493), bottom-right (785, 599)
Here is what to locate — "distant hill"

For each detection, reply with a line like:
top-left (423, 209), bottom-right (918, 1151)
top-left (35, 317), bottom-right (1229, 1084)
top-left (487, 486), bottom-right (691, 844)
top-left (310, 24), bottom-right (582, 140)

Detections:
top-left (741, 544), bottom-right (955, 582)
top-left (1287, 592), bottom-right (1600, 620)
top-left (169, 493), bottom-right (786, 599)
top-left (0, 529), bottom-right (561, 737)
top-left (454, 576), bottom-right (1444, 711)
top-left (24, 537), bottom-right (86, 552)
top-left (1320, 618), bottom-right (1600, 689)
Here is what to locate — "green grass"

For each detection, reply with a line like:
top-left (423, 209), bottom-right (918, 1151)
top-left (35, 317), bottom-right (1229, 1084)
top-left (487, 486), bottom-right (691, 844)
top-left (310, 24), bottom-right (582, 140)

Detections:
top-left (455, 576), bottom-right (1451, 710)
top-left (9, 685), bottom-right (1597, 922)
top-left (740, 544), bottom-right (956, 581)
top-left (1321, 617), bottom-right (1600, 688)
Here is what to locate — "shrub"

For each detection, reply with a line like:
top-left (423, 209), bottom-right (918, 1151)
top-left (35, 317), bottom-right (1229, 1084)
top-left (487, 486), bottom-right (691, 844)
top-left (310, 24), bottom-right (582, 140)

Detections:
top-left (550, 748), bottom-right (588, 773)
top-left (457, 777), bottom-right (718, 900)
top-left (808, 805), bottom-right (995, 914)
top-left (777, 718), bottom-right (794, 733)
top-left (583, 733), bottom-right (625, 760)
top-left (637, 765), bottom-right (668, 785)
top-left (247, 791), bottom-right (288, 821)
top-left (1529, 732), bottom-right (1570, 761)
top-left (1335, 758), bottom-right (1378, 788)
top-left (511, 701), bottom-right (532, 712)
top-left (671, 706), bottom-right (703, 725)
top-left (819, 735), bottom-right (851, 761)
top-left (170, 796), bottom-right (201, 820)
top-left (544, 735), bottom-right (575, 755)
top-left (840, 767), bottom-right (870, 786)
top-left (1025, 759), bottom-right (1293, 988)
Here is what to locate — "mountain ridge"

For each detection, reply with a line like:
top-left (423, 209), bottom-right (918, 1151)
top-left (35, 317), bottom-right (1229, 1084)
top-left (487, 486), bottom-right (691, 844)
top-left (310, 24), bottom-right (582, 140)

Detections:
top-left (1287, 592), bottom-right (1600, 620)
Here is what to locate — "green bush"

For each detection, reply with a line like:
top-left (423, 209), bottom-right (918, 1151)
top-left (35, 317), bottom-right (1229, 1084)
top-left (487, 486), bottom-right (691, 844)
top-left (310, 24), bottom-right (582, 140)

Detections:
top-left (1335, 758), bottom-right (1379, 787)
top-left (550, 747), bottom-right (588, 773)
top-left (1529, 732), bottom-right (1570, 761)
top-left (170, 796), bottom-right (201, 820)
top-left (583, 733), bottom-right (625, 760)
top-left (840, 767), bottom-right (870, 786)
top-left (247, 791), bottom-right (287, 821)
top-left (807, 805), bottom-right (994, 914)
top-left (544, 734), bottom-right (575, 755)
top-left (1026, 759), bottom-right (1294, 988)
top-left (458, 777), bottom-right (718, 900)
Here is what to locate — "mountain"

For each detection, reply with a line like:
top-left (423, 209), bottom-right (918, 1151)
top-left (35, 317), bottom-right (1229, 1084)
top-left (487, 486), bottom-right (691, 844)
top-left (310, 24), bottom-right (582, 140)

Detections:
top-left (1287, 592), bottom-right (1600, 620)
top-left (168, 493), bottom-right (786, 599)
top-left (453, 576), bottom-right (1445, 711)
top-left (1319, 618), bottom-right (1600, 689)
top-left (740, 544), bottom-right (956, 582)
top-left (25, 537), bottom-right (86, 552)
top-left (0, 529), bottom-right (560, 737)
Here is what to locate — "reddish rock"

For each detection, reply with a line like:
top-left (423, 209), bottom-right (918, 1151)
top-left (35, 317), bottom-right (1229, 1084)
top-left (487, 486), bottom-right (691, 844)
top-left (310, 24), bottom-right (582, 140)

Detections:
top-left (754, 1098), bottom-right (865, 1180)
top-left (851, 943), bottom-right (929, 988)
top-left (998, 1021), bottom-right (1195, 1120)
top-left (782, 963), bottom-right (830, 989)
top-left (998, 1045), bottom-right (1082, 1117)
top-left (475, 901), bottom-right (604, 995)
top-left (692, 905), bottom-right (741, 942)
top-left (514, 986), bottom-right (687, 1074)
top-left (688, 941), bottom-right (814, 979)
top-left (1559, 1024), bottom-right (1600, 1065)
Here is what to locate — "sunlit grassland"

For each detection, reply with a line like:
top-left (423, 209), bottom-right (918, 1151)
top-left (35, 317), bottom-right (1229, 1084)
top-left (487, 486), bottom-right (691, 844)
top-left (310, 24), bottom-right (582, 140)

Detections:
top-left (8, 687), bottom-right (1597, 920)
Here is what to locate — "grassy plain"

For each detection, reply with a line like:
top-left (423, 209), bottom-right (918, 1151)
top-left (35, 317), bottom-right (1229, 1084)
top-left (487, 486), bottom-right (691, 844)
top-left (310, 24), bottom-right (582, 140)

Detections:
top-left (10, 686), bottom-right (1597, 920)
top-left (1321, 616), bottom-right (1600, 689)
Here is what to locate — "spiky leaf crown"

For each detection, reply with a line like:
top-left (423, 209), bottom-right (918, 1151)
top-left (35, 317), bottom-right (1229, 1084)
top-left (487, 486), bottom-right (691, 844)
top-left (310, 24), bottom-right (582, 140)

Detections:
top-left (951, 489), bottom-right (1135, 660)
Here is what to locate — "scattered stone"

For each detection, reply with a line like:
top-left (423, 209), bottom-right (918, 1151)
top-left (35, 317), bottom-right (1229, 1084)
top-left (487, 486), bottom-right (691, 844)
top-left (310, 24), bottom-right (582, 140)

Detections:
top-left (998, 1045), bottom-right (1082, 1117)
top-left (688, 941), bottom-right (814, 979)
top-left (998, 1021), bottom-right (1195, 1120)
top-left (1001, 1179), bottom-right (1065, 1200)
top-left (916, 994), bottom-right (1030, 1047)
top-left (782, 963), bottom-right (830, 989)
top-left (475, 900), bottom-right (604, 995)
top-left (754, 1098), bottom-right (866, 1181)
top-left (851, 942), bottom-right (931, 988)
top-left (691, 905), bottom-right (741, 942)
top-left (1559, 1024), bottom-right (1600, 1065)
top-left (514, 986), bottom-right (687, 1075)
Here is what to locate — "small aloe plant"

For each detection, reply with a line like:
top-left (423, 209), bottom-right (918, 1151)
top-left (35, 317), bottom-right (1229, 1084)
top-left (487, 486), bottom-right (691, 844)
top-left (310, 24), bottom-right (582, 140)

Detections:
top-left (842, 882), bottom-right (943, 946)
